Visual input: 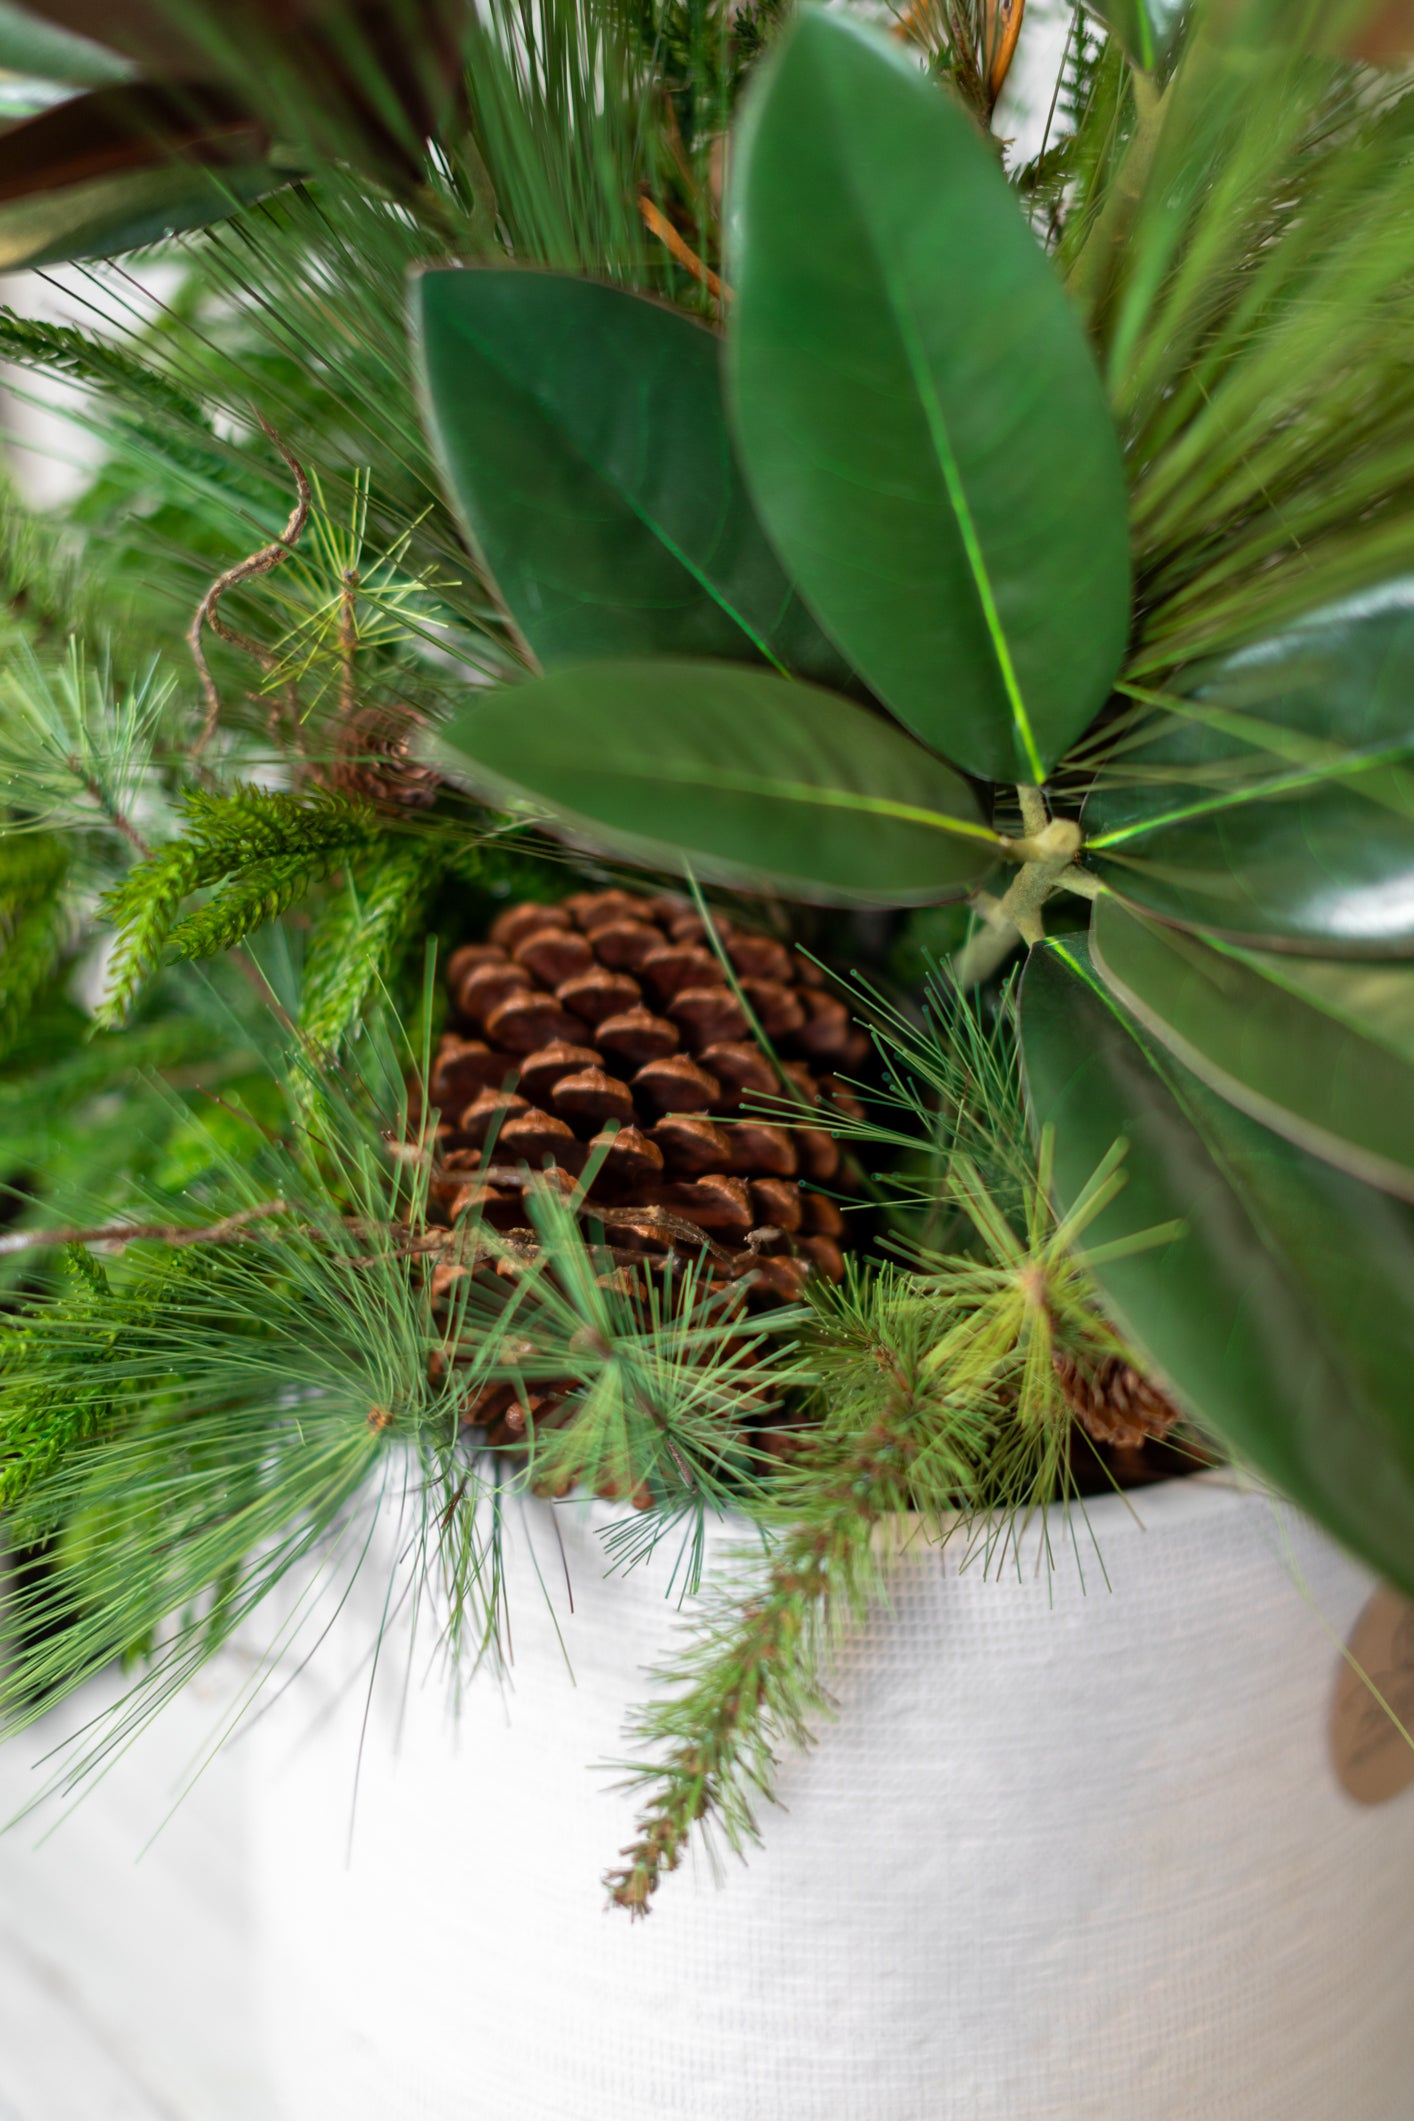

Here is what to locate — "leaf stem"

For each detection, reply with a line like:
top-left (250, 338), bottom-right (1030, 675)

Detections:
top-left (953, 818), bottom-right (1082, 986)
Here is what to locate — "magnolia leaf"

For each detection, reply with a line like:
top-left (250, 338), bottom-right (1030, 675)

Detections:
top-left (0, 83), bottom-right (280, 268)
top-left (412, 269), bottom-right (852, 688)
top-left (1085, 0), bottom-right (1186, 69)
top-left (1091, 897), bottom-right (1414, 1199)
top-left (727, 7), bottom-right (1132, 785)
top-left (1085, 581), bottom-right (1414, 950)
top-left (429, 659), bottom-right (998, 905)
top-left (0, 2), bottom-right (129, 83)
top-left (1020, 937), bottom-right (1414, 1599)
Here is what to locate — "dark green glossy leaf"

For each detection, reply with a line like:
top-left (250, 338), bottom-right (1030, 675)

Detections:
top-left (1086, 582), bottom-right (1414, 950)
top-left (1020, 937), bottom-right (1414, 1596)
top-left (412, 268), bottom-right (851, 687)
top-left (0, 2), bottom-right (129, 83)
top-left (1084, 0), bottom-right (1186, 69)
top-left (1091, 896), bottom-right (1414, 1199)
top-left (430, 659), bottom-right (997, 905)
top-left (0, 84), bottom-right (278, 268)
top-left (727, 7), bottom-right (1132, 785)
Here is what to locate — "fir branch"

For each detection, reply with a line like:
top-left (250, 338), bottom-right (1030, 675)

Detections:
top-left (94, 838), bottom-right (208, 1031)
top-left (168, 850), bottom-right (349, 961)
top-left (606, 1106), bottom-right (1186, 1913)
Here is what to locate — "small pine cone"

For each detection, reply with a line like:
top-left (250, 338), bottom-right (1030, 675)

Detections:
top-left (1052, 1348), bottom-right (1184, 1449)
top-left (330, 707), bottom-right (440, 809)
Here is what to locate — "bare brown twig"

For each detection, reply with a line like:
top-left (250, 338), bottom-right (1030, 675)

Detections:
top-left (637, 195), bottom-right (731, 305)
top-left (66, 757), bottom-right (151, 857)
top-left (0, 1201), bottom-right (289, 1259)
top-left (190, 416), bottom-right (311, 757)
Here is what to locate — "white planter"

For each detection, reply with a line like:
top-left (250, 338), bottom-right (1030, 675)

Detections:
top-left (247, 1474), bottom-right (1414, 2120)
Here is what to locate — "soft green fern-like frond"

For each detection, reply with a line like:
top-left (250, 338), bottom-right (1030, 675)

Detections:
top-left (167, 848), bottom-right (354, 962)
top-left (0, 309), bottom-right (209, 437)
top-left (0, 1246), bottom-right (193, 1525)
top-left (93, 840), bottom-right (207, 1032)
top-left (96, 784), bottom-right (376, 1026)
top-left (300, 835), bottom-right (444, 1060)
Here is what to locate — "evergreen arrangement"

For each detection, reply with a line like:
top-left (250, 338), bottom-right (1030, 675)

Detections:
top-left (0, 0), bottom-right (1412, 1912)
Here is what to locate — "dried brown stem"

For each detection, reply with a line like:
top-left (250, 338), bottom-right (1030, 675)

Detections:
top-left (67, 756), bottom-right (150, 857)
top-left (337, 568), bottom-right (359, 726)
top-left (985, 0), bottom-right (1025, 107)
top-left (637, 194), bottom-right (731, 305)
top-left (190, 417), bottom-right (311, 757)
top-left (0, 1200), bottom-right (289, 1259)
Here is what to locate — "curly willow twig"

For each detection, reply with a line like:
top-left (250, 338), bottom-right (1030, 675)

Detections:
top-left (189, 414), bottom-right (311, 758)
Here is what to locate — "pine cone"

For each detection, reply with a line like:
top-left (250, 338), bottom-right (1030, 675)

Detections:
top-left (423, 887), bottom-right (867, 1448)
top-left (1052, 1348), bottom-right (1184, 1450)
top-left (330, 706), bottom-right (441, 809)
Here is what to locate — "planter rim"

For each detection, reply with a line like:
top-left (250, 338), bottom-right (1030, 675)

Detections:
top-left (530, 1462), bottom-right (1272, 1561)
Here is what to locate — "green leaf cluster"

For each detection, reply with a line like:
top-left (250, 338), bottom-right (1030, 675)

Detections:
top-left (5, 0), bottom-right (1414, 1916)
top-left (408, 2), bottom-right (1414, 1596)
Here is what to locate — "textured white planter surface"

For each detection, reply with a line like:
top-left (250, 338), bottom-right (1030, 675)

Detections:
top-left (248, 1474), bottom-right (1414, 2120)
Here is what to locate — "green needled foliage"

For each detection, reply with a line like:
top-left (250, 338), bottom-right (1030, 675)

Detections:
top-left (412, 268), bottom-right (851, 687)
top-left (430, 657), bottom-right (998, 904)
top-left (1090, 899), bottom-right (1414, 1200)
top-left (97, 785), bottom-right (376, 1027)
top-left (726, 8), bottom-right (1132, 784)
top-left (0, 832), bottom-right (68, 1059)
top-left (299, 837), bottom-right (444, 1061)
top-left (1021, 939), bottom-right (1414, 1598)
